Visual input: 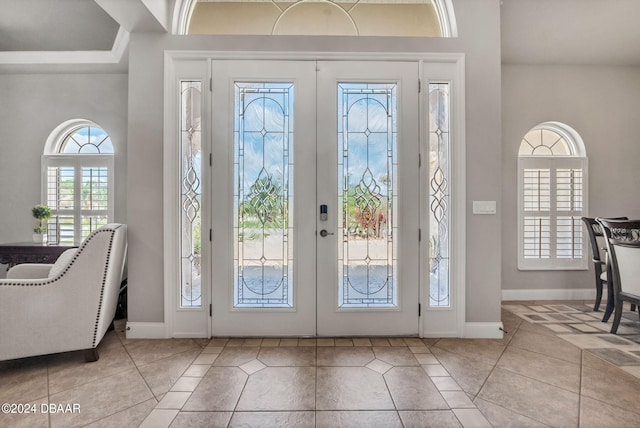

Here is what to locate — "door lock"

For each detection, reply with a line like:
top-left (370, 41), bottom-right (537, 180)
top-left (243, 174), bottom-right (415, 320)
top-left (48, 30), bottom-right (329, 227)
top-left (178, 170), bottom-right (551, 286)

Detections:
top-left (319, 229), bottom-right (334, 237)
top-left (320, 204), bottom-right (328, 221)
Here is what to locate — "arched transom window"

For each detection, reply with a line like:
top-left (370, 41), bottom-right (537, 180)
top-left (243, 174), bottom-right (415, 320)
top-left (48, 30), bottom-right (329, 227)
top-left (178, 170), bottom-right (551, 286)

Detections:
top-left (176, 0), bottom-right (457, 37)
top-left (43, 120), bottom-right (114, 245)
top-left (59, 126), bottom-right (114, 154)
top-left (517, 122), bottom-right (588, 270)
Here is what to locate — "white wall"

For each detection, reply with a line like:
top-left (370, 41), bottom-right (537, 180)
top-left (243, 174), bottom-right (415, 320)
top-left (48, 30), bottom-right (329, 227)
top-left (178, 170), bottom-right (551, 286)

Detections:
top-left (126, 0), bottom-right (504, 325)
top-left (0, 73), bottom-right (128, 277)
top-left (502, 64), bottom-right (640, 294)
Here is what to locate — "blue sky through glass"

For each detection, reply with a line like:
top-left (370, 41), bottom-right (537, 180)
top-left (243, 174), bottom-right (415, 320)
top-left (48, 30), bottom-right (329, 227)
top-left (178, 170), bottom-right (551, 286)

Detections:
top-left (62, 126), bottom-right (114, 154)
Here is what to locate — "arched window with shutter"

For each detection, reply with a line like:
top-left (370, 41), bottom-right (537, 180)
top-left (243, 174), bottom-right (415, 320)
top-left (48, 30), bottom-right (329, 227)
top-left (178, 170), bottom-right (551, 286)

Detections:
top-left (42, 119), bottom-right (114, 245)
top-left (517, 122), bottom-right (588, 270)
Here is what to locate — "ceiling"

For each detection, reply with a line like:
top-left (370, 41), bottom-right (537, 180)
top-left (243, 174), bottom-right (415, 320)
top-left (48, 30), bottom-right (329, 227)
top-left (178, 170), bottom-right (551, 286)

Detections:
top-left (0, 0), bottom-right (119, 52)
top-left (1, 0), bottom-right (640, 66)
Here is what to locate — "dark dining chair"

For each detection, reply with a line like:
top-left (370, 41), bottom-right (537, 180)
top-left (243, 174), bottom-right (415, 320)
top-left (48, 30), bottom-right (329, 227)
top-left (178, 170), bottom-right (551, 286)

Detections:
top-left (582, 216), bottom-right (627, 312)
top-left (596, 218), bottom-right (640, 334)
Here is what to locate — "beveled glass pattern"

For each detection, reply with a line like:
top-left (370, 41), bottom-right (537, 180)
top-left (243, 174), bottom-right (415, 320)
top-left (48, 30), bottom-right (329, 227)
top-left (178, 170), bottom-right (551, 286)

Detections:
top-left (234, 82), bottom-right (294, 308)
top-left (180, 81), bottom-right (203, 308)
top-left (338, 83), bottom-right (397, 308)
top-left (428, 83), bottom-right (450, 307)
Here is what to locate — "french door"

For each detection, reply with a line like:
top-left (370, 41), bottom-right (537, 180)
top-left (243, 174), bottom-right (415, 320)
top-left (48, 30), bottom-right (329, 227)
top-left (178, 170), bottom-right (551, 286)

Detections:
top-left (210, 60), bottom-right (419, 336)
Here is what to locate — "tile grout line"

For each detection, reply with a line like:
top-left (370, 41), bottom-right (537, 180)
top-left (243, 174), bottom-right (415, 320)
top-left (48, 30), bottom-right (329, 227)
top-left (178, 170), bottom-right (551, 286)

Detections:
top-left (136, 336), bottom-right (520, 426)
top-left (138, 339), bottom-right (213, 428)
top-left (503, 303), bottom-right (640, 423)
top-left (422, 344), bottom-right (491, 428)
top-left (577, 349), bottom-right (584, 427)
top-left (458, 314), bottom-right (526, 426)
top-left (507, 303), bottom-right (640, 378)
top-left (495, 309), bottom-right (584, 426)
top-left (579, 349), bottom-right (640, 417)
top-left (114, 325), bottom-right (157, 400)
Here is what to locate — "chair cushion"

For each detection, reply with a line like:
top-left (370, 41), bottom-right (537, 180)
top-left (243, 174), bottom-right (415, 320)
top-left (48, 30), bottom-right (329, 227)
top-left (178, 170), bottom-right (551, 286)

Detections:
top-left (48, 248), bottom-right (78, 279)
top-left (6, 264), bottom-right (54, 279)
top-left (615, 245), bottom-right (640, 296)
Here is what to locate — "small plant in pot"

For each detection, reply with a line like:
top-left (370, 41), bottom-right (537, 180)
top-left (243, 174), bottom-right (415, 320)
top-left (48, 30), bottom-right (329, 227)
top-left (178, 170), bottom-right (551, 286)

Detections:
top-left (32, 204), bottom-right (52, 244)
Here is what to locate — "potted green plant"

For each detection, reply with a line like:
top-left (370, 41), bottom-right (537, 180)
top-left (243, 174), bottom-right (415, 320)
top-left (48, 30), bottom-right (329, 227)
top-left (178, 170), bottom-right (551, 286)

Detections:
top-left (32, 204), bottom-right (52, 244)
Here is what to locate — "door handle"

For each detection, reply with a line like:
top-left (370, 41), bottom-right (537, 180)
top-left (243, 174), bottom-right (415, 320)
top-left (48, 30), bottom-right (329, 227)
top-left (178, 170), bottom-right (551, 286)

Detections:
top-left (319, 229), bottom-right (334, 237)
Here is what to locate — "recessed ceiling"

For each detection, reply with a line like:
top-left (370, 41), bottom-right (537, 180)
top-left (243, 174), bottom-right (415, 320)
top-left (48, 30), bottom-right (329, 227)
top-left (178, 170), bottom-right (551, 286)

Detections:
top-left (0, 0), bottom-right (119, 51)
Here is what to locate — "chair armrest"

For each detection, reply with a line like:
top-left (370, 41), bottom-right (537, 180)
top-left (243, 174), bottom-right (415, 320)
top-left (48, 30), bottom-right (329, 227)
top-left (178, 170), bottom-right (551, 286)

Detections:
top-left (6, 264), bottom-right (53, 279)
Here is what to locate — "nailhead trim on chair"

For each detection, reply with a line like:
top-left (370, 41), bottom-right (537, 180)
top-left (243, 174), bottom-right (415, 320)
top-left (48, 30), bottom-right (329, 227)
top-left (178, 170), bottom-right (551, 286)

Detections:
top-left (92, 230), bottom-right (116, 348)
top-left (0, 226), bottom-right (120, 349)
top-left (0, 228), bottom-right (112, 287)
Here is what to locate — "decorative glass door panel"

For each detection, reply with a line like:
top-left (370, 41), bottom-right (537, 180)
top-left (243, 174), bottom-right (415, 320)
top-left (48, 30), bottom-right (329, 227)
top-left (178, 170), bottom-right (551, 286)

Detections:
top-left (211, 60), bottom-right (419, 336)
top-left (316, 61), bottom-right (420, 336)
top-left (338, 83), bottom-right (398, 308)
top-left (428, 83), bottom-right (451, 308)
top-left (180, 81), bottom-right (202, 309)
top-left (169, 56), bottom-right (463, 338)
top-left (210, 61), bottom-right (317, 336)
top-left (234, 83), bottom-right (294, 308)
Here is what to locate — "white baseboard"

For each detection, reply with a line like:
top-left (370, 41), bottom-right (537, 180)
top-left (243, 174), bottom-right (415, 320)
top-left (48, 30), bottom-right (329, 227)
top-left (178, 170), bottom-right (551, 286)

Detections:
top-left (502, 288), bottom-right (596, 301)
top-left (125, 322), bottom-right (167, 339)
top-left (464, 322), bottom-right (504, 339)
top-left (421, 330), bottom-right (458, 338)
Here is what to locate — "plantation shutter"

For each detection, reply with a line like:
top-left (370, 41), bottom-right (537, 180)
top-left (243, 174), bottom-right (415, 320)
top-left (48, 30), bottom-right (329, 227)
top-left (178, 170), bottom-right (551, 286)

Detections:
top-left (518, 157), bottom-right (587, 270)
top-left (43, 156), bottom-right (113, 245)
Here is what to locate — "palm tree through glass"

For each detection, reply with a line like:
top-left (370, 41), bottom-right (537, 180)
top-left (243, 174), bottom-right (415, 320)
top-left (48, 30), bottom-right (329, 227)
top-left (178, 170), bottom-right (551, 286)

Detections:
top-left (234, 83), bottom-right (294, 308)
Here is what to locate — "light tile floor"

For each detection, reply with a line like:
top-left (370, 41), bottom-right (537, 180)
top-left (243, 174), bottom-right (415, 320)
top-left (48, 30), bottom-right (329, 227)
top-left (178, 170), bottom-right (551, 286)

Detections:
top-left (1, 301), bottom-right (639, 427)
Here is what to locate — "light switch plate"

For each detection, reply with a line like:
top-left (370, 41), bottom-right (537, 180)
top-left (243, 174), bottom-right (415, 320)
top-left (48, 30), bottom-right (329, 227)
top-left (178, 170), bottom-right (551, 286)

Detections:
top-left (473, 201), bottom-right (497, 215)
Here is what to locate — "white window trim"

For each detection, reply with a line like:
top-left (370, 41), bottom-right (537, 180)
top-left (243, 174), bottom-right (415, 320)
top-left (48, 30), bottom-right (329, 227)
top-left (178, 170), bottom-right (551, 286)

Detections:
top-left (172, 0), bottom-right (458, 37)
top-left (43, 119), bottom-right (107, 154)
top-left (164, 51), bottom-right (467, 338)
top-left (42, 120), bottom-right (115, 246)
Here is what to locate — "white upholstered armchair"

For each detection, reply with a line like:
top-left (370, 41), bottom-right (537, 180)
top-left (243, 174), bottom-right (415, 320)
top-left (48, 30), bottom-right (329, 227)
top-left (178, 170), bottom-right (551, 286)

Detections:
top-left (0, 223), bottom-right (127, 362)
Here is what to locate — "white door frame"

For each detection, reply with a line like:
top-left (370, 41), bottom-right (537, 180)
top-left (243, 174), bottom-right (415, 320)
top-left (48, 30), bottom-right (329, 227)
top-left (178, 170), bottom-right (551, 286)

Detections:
top-left (209, 59), bottom-right (318, 336)
top-left (163, 51), bottom-right (466, 339)
top-left (316, 60), bottom-right (420, 336)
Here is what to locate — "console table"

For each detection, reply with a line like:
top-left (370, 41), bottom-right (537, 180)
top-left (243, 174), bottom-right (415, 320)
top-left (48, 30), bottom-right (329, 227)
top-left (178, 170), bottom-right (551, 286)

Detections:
top-left (0, 243), bottom-right (76, 270)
